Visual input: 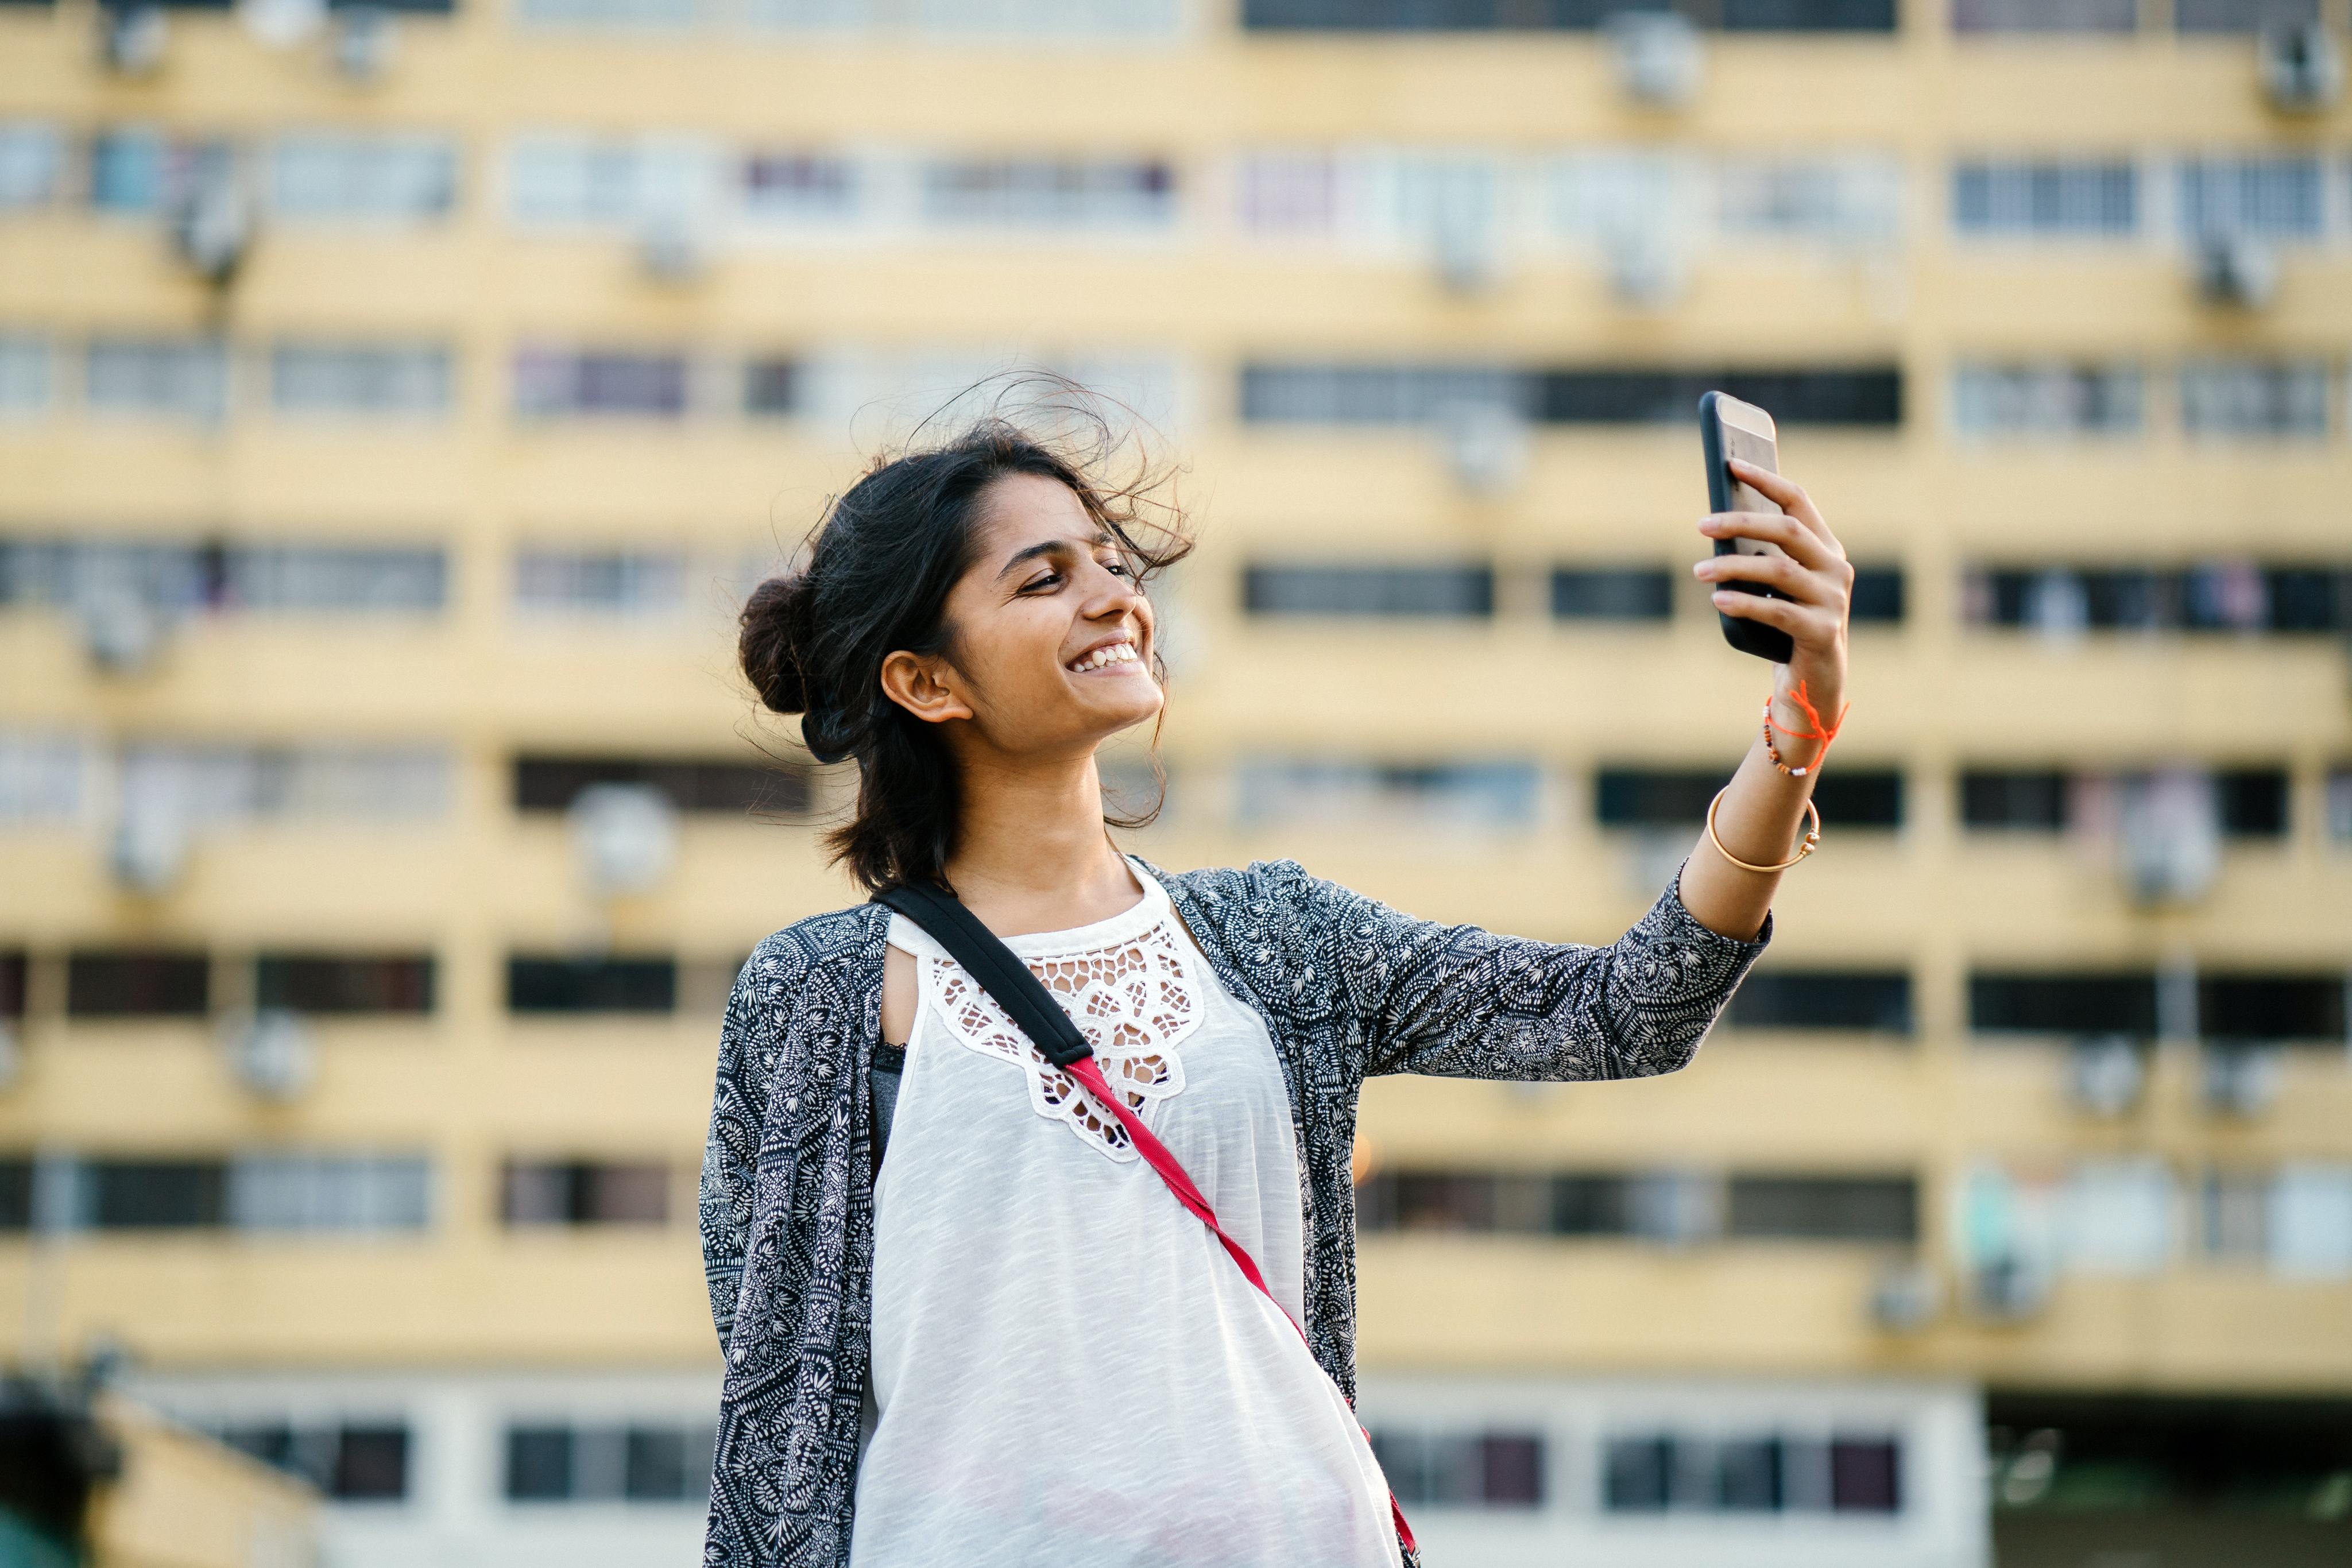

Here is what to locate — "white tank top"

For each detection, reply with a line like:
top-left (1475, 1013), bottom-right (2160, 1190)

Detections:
top-left (850, 856), bottom-right (1401, 1568)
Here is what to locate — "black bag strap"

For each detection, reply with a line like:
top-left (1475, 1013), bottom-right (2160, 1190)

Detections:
top-left (871, 883), bottom-right (1095, 1068)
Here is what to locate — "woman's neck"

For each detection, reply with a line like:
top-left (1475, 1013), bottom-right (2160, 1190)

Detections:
top-left (942, 750), bottom-right (1140, 936)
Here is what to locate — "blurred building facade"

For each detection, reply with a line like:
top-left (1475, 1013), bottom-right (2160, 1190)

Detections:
top-left (2, 1), bottom-right (2350, 1564)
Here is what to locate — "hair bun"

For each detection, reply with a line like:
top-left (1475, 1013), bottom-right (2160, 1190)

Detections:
top-left (738, 571), bottom-right (822, 716)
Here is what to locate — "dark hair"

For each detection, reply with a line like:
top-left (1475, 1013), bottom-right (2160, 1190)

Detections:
top-left (740, 395), bottom-right (1193, 893)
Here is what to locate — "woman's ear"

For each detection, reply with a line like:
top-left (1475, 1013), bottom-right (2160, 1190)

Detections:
top-left (878, 649), bottom-right (974, 726)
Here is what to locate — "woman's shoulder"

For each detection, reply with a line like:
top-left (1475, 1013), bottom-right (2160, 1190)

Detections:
top-left (734, 900), bottom-right (891, 996)
top-left (1135, 854), bottom-right (1359, 935)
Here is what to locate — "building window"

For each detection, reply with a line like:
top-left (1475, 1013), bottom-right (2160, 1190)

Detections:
top-left (1967, 564), bottom-right (2352, 635)
top-left (1551, 568), bottom-right (1672, 622)
top-left (1716, 154), bottom-right (1902, 243)
top-left (1850, 566), bottom-right (1904, 624)
top-left (1951, 158), bottom-right (2138, 238)
top-left (1952, 365), bottom-right (2143, 438)
top-left (67, 949), bottom-right (209, 1018)
top-left (1604, 1432), bottom-right (1902, 1512)
top-left (2179, 359), bottom-right (2329, 439)
top-left (512, 347), bottom-right (690, 419)
top-left (1596, 768), bottom-right (1901, 828)
top-left (216, 1423), bottom-right (410, 1502)
top-left (919, 157), bottom-right (1175, 230)
top-left (515, 0), bottom-right (701, 25)
top-left (2173, 0), bottom-right (2319, 32)
top-left (1243, 563), bottom-right (1493, 617)
top-left (1960, 768), bottom-right (2069, 830)
top-left (1236, 758), bottom-right (1538, 830)
top-left (269, 133), bottom-right (456, 222)
top-left (87, 129), bottom-right (234, 215)
top-left (0, 732), bottom-right (88, 824)
top-left (1369, 1429), bottom-right (1544, 1509)
top-left (1968, 971), bottom-right (2160, 1037)
top-left (1727, 970), bottom-right (1913, 1034)
top-left (85, 1160), bottom-right (229, 1229)
top-left (742, 358), bottom-right (798, 416)
top-left (1952, 0), bottom-right (2137, 29)
top-left (512, 548), bottom-right (689, 616)
top-left (1233, 150), bottom-right (1341, 236)
top-left (500, 1161), bottom-right (673, 1226)
top-left (271, 343), bottom-right (452, 417)
top-left (2176, 153), bottom-right (2325, 241)
top-left (0, 334), bottom-right (49, 415)
top-left (2215, 767), bottom-right (2288, 837)
top-left (254, 954), bottom-right (435, 1015)
top-left (0, 1159), bottom-right (30, 1232)
top-left (111, 745), bottom-right (451, 822)
top-left (1239, 363), bottom-right (1519, 425)
top-left (739, 153), bottom-right (858, 225)
top-left (0, 539), bottom-right (447, 616)
top-left (512, 755), bottom-right (810, 815)
top-left (1727, 1176), bottom-right (1918, 1244)
top-left (2198, 975), bottom-right (2347, 1045)
top-left (226, 1155), bottom-right (431, 1233)
top-left (84, 337), bottom-right (230, 421)
top-left (507, 134), bottom-right (716, 228)
top-left (504, 1422), bottom-right (714, 1503)
top-left (1242, 1), bottom-right (1894, 29)
top-left (506, 956), bottom-right (677, 1013)
top-left (1532, 368), bottom-right (1901, 427)
top-left (0, 121), bottom-right (63, 210)
top-left (0, 951), bottom-right (24, 1020)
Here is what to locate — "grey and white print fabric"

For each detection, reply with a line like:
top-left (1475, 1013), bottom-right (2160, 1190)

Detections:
top-left (699, 853), bottom-right (1773, 1566)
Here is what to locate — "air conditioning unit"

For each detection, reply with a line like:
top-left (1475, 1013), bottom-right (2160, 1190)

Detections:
top-left (2115, 768), bottom-right (2220, 907)
top-left (332, 5), bottom-right (396, 83)
top-left (1604, 223), bottom-right (1686, 309)
top-left (570, 782), bottom-right (679, 897)
top-left (1610, 10), bottom-right (1703, 110)
top-left (109, 792), bottom-right (187, 895)
top-left (170, 162), bottom-right (254, 288)
top-left (637, 212), bottom-right (711, 285)
top-left (1433, 208), bottom-right (1502, 297)
top-left (2065, 1033), bottom-right (2146, 1119)
top-left (1436, 400), bottom-right (1529, 498)
top-left (2200, 1044), bottom-right (2281, 1118)
top-left (2259, 24), bottom-right (2343, 114)
top-left (2194, 231), bottom-right (2278, 309)
top-left (99, 4), bottom-right (169, 76)
top-left (222, 1009), bottom-right (316, 1102)
top-left (73, 580), bottom-right (168, 674)
top-left (1967, 1252), bottom-right (2053, 1323)
top-left (1867, 1261), bottom-right (1940, 1334)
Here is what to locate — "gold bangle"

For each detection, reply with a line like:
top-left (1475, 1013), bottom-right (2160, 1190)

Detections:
top-left (1705, 785), bottom-right (1821, 874)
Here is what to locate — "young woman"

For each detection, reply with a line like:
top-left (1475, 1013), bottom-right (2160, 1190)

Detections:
top-left (700, 418), bottom-right (1853, 1568)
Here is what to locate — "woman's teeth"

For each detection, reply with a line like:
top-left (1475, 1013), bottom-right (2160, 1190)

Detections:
top-left (1069, 642), bottom-right (1139, 672)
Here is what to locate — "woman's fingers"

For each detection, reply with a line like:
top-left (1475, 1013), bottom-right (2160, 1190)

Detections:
top-left (1711, 584), bottom-right (1837, 647)
top-left (1727, 459), bottom-right (1842, 553)
top-left (1699, 549), bottom-right (1852, 612)
top-left (1700, 509), bottom-right (1843, 573)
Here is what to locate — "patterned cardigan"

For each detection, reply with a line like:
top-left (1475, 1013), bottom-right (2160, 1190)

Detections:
top-left (698, 852), bottom-right (1773, 1566)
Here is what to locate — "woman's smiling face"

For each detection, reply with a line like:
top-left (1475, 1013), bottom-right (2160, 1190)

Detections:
top-left (891, 470), bottom-right (1163, 758)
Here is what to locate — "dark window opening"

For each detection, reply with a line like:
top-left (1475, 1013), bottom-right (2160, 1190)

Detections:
top-left (1371, 1429), bottom-right (1545, 1508)
top-left (0, 952), bottom-right (24, 1018)
top-left (512, 755), bottom-right (812, 816)
top-left (1534, 368), bottom-right (1901, 427)
top-left (1552, 568), bottom-right (1673, 622)
top-left (87, 1160), bottom-right (228, 1230)
top-left (1985, 1392), bottom-right (2352, 1513)
top-left (67, 950), bottom-right (209, 1019)
top-left (0, 1160), bottom-right (32, 1231)
top-left (255, 954), bottom-right (435, 1015)
top-left (505, 957), bottom-right (676, 1013)
top-left (1961, 769), bottom-right (2070, 831)
top-left (1970, 972), bottom-right (2160, 1037)
top-left (1241, 1), bottom-right (1894, 32)
top-left (1727, 1176), bottom-right (1917, 1244)
top-left (2198, 975), bottom-right (2346, 1045)
top-left (742, 359), bottom-right (798, 417)
top-left (2216, 768), bottom-right (2288, 838)
top-left (1243, 563), bottom-right (1494, 618)
top-left (1728, 970), bottom-right (1913, 1033)
top-left (1849, 566), bottom-right (1905, 624)
top-left (218, 1423), bottom-right (409, 1502)
top-left (1597, 768), bottom-right (1900, 828)
top-left (500, 1160), bottom-right (671, 1226)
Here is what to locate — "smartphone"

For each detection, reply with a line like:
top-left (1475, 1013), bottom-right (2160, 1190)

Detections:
top-left (1699, 390), bottom-right (1794, 664)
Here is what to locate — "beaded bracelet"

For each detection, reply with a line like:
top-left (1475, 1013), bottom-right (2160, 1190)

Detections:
top-left (1762, 677), bottom-right (1850, 779)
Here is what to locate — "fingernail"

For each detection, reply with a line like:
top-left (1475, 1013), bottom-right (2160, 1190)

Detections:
top-left (1711, 589), bottom-right (1733, 602)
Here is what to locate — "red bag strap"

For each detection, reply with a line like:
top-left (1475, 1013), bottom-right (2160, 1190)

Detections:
top-left (872, 882), bottom-right (1416, 1558)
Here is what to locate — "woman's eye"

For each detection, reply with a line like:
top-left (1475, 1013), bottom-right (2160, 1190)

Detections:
top-left (1023, 572), bottom-right (1061, 593)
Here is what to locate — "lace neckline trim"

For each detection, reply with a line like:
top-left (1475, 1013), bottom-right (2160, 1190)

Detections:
top-left (885, 856), bottom-right (1169, 962)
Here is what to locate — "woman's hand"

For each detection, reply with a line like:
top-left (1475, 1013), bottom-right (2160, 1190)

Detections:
top-left (1692, 458), bottom-right (1852, 759)
top-left (1673, 458), bottom-right (1856, 943)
